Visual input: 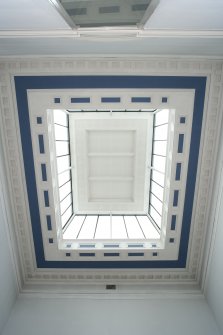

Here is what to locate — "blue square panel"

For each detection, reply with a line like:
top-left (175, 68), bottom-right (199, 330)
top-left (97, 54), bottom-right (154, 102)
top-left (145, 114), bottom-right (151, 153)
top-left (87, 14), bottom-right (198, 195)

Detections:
top-left (54, 97), bottom-right (60, 103)
top-left (180, 116), bottom-right (186, 124)
top-left (37, 117), bottom-right (42, 124)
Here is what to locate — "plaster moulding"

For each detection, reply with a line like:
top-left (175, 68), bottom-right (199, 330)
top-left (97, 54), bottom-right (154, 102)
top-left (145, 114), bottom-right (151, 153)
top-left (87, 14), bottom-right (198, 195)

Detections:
top-left (0, 57), bottom-right (222, 292)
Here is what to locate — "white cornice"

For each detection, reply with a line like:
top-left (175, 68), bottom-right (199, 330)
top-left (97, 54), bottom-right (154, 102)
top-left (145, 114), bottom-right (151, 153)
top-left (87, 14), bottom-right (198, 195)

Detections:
top-left (0, 29), bottom-right (223, 39)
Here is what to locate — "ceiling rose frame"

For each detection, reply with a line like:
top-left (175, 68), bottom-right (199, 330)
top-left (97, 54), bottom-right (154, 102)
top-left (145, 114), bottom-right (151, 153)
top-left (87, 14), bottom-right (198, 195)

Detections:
top-left (0, 57), bottom-right (222, 291)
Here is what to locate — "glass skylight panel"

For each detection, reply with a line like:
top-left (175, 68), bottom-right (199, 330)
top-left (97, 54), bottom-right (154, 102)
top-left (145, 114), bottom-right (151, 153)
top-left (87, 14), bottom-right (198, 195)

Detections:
top-left (148, 109), bottom-right (170, 230)
top-left (153, 124), bottom-right (168, 141)
top-left (60, 193), bottom-right (73, 214)
top-left (153, 141), bottom-right (167, 156)
top-left (149, 206), bottom-right (161, 228)
top-left (63, 214), bottom-right (161, 240)
top-left (59, 180), bottom-right (72, 201)
top-left (136, 216), bottom-right (160, 239)
top-left (53, 110), bottom-right (68, 126)
top-left (77, 215), bottom-right (98, 239)
top-left (52, 109), bottom-right (172, 244)
top-left (152, 155), bottom-right (166, 173)
top-left (112, 216), bottom-right (128, 239)
top-left (151, 170), bottom-right (165, 187)
top-left (56, 155), bottom-right (70, 173)
top-left (124, 216), bottom-right (145, 239)
top-left (53, 110), bottom-right (73, 231)
top-left (54, 124), bottom-right (69, 141)
top-left (63, 215), bottom-right (86, 239)
top-left (55, 141), bottom-right (70, 156)
top-left (58, 0), bottom-right (153, 28)
top-left (61, 205), bottom-right (73, 227)
top-left (53, 109), bottom-right (74, 229)
top-left (58, 170), bottom-right (71, 187)
top-left (150, 181), bottom-right (164, 201)
top-left (150, 194), bottom-right (162, 215)
top-left (94, 215), bottom-right (111, 239)
top-left (155, 109), bottom-right (169, 126)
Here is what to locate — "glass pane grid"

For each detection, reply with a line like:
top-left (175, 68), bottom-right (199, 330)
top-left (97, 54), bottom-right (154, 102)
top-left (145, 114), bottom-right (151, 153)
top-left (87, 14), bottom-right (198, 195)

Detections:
top-left (59, 0), bottom-right (153, 28)
top-left (148, 109), bottom-right (170, 229)
top-left (53, 110), bottom-right (74, 228)
top-left (54, 109), bottom-right (169, 243)
top-left (62, 215), bottom-right (160, 241)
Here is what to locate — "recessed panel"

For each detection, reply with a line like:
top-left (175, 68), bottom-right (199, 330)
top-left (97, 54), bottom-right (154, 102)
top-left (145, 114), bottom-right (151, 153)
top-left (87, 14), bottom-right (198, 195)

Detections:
top-left (89, 180), bottom-right (133, 202)
top-left (88, 130), bottom-right (135, 154)
top-left (88, 156), bottom-right (134, 178)
top-left (71, 116), bottom-right (151, 213)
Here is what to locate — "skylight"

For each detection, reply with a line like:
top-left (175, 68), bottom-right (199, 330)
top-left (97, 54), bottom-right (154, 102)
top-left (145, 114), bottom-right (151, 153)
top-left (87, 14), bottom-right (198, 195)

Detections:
top-left (49, 0), bottom-right (160, 28)
top-left (149, 109), bottom-right (170, 229)
top-left (50, 109), bottom-right (172, 245)
top-left (54, 110), bottom-right (74, 228)
top-left (63, 215), bottom-right (160, 240)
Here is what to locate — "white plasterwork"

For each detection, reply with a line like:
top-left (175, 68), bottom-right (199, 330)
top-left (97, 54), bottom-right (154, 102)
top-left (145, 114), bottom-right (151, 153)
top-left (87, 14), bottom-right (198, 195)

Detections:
top-left (0, 57), bottom-right (222, 292)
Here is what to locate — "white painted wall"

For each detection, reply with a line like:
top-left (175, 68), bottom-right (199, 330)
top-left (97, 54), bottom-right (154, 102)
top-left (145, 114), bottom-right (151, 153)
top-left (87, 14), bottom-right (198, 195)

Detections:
top-left (204, 113), bottom-right (223, 334)
top-left (0, 134), bottom-right (18, 333)
top-left (2, 295), bottom-right (220, 335)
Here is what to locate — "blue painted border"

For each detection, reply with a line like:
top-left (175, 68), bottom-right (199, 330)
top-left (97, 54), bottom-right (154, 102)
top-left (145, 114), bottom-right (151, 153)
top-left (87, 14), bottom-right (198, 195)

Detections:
top-left (41, 164), bottom-right (47, 181)
top-left (171, 215), bottom-right (177, 231)
top-left (101, 97), bottom-right (121, 103)
top-left (14, 75), bottom-right (206, 269)
top-left (131, 97), bottom-right (151, 103)
top-left (173, 190), bottom-right (179, 207)
top-left (38, 135), bottom-right (45, 154)
top-left (71, 97), bottom-right (90, 103)
top-left (178, 134), bottom-right (184, 153)
top-left (175, 163), bottom-right (181, 181)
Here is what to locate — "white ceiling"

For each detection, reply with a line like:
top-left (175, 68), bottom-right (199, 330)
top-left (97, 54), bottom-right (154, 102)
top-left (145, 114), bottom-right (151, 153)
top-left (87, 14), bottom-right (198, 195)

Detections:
top-left (0, 0), bottom-right (223, 57)
top-left (145, 0), bottom-right (223, 30)
top-left (0, 0), bottom-right (69, 30)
